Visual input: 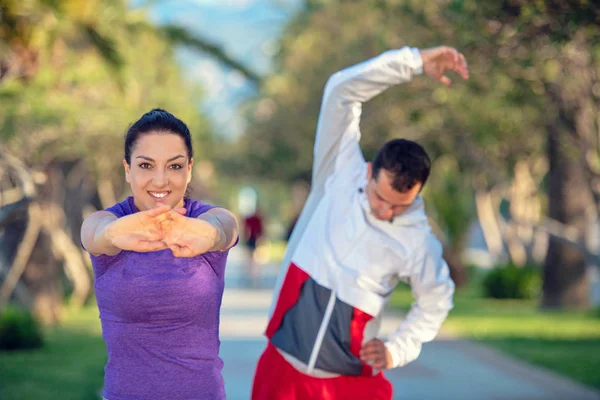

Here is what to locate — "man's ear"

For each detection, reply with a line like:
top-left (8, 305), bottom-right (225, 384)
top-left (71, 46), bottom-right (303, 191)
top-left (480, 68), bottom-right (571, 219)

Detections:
top-left (366, 162), bottom-right (372, 180)
top-left (123, 160), bottom-right (131, 183)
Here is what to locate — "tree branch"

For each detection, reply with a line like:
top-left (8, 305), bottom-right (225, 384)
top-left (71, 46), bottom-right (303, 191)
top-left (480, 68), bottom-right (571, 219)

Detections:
top-left (160, 24), bottom-right (262, 85)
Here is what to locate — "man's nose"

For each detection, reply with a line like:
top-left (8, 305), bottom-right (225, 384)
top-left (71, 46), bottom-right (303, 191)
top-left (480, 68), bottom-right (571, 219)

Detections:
top-left (379, 204), bottom-right (393, 219)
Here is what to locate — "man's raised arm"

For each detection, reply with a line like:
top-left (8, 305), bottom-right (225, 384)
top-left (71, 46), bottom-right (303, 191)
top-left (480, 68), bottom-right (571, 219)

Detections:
top-left (312, 45), bottom-right (468, 188)
top-left (311, 47), bottom-right (423, 187)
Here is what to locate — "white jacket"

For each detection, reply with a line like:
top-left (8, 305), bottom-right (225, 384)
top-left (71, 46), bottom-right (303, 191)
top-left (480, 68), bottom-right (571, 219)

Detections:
top-left (268, 47), bottom-right (455, 375)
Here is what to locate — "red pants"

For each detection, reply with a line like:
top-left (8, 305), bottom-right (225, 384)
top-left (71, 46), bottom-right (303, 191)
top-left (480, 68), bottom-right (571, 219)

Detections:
top-left (251, 343), bottom-right (393, 400)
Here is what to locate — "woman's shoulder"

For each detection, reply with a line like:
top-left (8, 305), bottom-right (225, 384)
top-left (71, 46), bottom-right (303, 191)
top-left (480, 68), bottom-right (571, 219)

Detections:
top-left (185, 198), bottom-right (217, 218)
top-left (105, 197), bottom-right (136, 218)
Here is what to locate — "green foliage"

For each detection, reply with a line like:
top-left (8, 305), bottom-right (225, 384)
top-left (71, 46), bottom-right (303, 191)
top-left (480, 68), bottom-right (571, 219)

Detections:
top-left (485, 338), bottom-right (600, 389)
top-left (423, 155), bottom-right (475, 249)
top-left (0, 306), bottom-right (44, 351)
top-left (391, 278), bottom-right (600, 388)
top-left (0, 305), bottom-right (106, 399)
top-left (483, 263), bottom-right (542, 300)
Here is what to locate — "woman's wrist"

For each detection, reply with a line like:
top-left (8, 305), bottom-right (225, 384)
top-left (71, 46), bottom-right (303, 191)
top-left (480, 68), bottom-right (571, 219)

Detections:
top-left (97, 219), bottom-right (116, 248)
top-left (196, 214), bottom-right (226, 251)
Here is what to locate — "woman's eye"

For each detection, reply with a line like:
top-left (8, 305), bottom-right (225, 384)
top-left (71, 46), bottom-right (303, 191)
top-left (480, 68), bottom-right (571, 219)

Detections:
top-left (169, 164), bottom-right (183, 170)
top-left (139, 163), bottom-right (152, 169)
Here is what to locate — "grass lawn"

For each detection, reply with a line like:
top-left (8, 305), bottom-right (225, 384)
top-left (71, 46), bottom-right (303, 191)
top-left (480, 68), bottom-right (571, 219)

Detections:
top-left (0, 305), bottom-right (106, 400)
top-left (390, 280), bottom-right (600, 389)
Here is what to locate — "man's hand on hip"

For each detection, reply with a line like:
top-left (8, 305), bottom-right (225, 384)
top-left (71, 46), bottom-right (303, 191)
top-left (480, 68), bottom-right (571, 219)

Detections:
top-left (359, 338), bottom-right (393, 370)
top-left (421, 46), bottom-right (469, 87)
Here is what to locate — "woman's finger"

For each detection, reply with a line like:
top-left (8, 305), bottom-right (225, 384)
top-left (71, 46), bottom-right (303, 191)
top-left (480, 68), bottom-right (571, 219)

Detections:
top-left (137, 240), bottom-right (168, 252)
top-left (166, 209), bottom-right (187, 222)
top-left (168, 244), bottom-right (183, 257)
top-left (145, 203), bottom-right (172, 217)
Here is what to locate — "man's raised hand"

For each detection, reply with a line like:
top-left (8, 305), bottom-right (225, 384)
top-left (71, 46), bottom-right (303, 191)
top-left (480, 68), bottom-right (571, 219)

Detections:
top-left (421, 46), bottom-right (469, 87)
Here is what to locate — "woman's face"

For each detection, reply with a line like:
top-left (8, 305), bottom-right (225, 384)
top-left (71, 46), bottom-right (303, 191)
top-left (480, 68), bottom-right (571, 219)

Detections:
top-left (124, 132), bottom-right (193, 211)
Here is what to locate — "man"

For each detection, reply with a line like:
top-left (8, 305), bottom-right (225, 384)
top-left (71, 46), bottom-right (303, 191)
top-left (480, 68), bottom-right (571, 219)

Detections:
top-left (251, 45), bottom-right (469, 399)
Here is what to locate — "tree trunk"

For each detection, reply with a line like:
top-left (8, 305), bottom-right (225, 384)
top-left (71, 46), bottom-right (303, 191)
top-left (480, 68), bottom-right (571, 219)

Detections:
top-left (443, 247), bottom-right (469, 288)
top-left (0, 199), bottom-right (33, 308)
top-left (23, 227), bottom-right (63, 325)
top-left (475, 190), bottom-right (504, 261)
top-left (542, 124), bottom-right (591, 309)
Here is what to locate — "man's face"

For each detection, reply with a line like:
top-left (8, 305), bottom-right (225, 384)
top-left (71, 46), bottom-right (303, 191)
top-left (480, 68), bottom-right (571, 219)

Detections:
top-left (365, 163), bottom-right (422, 221)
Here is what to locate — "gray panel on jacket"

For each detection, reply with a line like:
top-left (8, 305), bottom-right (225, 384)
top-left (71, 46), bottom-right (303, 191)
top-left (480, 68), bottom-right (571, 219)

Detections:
top-left (315, 297), bottom-right (364, 375)
top-left (270, 278), bottom-right (364, 376)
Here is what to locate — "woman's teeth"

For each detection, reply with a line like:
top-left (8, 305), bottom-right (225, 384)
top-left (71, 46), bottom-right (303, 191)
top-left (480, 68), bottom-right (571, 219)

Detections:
top-left (149, 191), bottom-right (169, 199)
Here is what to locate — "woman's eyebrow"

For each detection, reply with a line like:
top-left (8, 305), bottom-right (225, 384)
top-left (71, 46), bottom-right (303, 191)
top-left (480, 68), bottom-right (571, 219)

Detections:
top-left (135, 155), bottom-right (185, 162)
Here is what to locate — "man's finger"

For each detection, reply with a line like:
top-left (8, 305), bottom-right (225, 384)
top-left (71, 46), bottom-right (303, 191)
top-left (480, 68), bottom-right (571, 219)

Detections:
top-left (359, 344), bottom-right (374, 355)
top-left (360, 352), bottom-right (382, 362)
top-left (360, 353), bottom-right (385, 369)
top-left (440, 75), bottom-right (452, 87)
top-left (359, 342), bottom-right (379, 352)
top-left (359, 352), bottom-right (380, 361)
top-left (360, 348), bottom-right (383, 358)
top-left (450, 48), bottom-right (459, 66)
top-left (359, 345), bottom-right (384, 356)
top-left (459, 53), bottom-right (469, 79)
top-left (361, 339), bottom-right (384, 349)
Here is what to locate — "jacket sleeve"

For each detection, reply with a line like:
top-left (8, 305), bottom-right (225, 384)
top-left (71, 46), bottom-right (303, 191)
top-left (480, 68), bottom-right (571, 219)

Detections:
top-left (384, 235), bottom-right (455, 368)
top-left (311, 46), bottom-right (423, 189)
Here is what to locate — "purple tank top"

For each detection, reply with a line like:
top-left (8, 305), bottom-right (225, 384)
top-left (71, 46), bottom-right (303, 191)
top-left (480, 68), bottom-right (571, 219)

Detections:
top-left (90, 197), bottom-right (229, 400)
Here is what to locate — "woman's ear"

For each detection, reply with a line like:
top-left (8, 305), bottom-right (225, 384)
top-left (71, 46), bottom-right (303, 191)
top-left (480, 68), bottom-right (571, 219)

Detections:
top-left (187, 158), bottom-right (194, 184)
top-left (123, 160), bottom-right (131, 183)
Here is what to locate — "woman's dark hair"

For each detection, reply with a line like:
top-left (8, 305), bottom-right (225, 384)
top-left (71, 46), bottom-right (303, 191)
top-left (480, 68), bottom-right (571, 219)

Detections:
top-left (124, 108), bottom-right (193, 165)
top-left (371, 139), bottom-right (431, 192)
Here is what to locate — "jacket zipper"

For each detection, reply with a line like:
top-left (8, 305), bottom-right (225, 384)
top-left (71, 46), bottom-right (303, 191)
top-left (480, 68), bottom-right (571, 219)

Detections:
top-left (307, 289), bottom-right (337, 373)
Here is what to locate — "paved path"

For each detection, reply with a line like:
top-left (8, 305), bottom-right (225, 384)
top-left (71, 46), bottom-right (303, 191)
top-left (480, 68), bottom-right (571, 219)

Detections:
top-left (220, 248), bottom-right (600, 400)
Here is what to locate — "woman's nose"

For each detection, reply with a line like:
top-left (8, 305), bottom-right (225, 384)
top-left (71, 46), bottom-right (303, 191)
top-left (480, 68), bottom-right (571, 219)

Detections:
top-left (152, 171), bottom-right (168, 187)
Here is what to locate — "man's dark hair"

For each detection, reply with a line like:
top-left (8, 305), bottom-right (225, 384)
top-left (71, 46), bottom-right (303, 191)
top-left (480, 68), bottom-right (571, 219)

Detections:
top-left (371, 139), bottom-right (431, 192)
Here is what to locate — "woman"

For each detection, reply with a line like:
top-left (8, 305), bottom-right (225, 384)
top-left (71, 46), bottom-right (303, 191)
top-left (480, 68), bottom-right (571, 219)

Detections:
top-left (81, 109), bottom-right (238, 400)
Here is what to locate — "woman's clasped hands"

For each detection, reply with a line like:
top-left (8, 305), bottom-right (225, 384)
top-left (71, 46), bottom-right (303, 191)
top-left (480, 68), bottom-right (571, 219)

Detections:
top-left (104, 203), bottom-right (219, 257)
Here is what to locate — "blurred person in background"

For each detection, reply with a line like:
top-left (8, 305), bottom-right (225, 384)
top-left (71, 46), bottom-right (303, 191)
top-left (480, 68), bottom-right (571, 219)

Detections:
top-left (243, 208), bottom-right (265, 287)
top-left (81, 109), bottom-right (238, 400)
top-left (252, 45), bottom-right (468, 399)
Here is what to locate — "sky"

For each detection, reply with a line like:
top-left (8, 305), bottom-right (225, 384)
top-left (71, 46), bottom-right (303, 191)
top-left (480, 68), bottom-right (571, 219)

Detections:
top-left (135, 0), bottom-right (302, 139)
